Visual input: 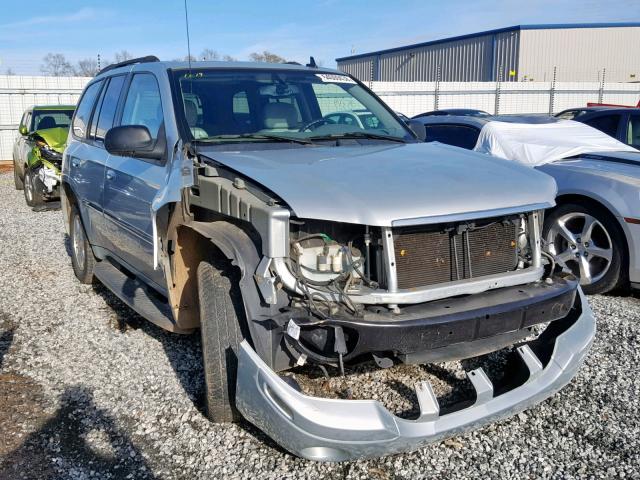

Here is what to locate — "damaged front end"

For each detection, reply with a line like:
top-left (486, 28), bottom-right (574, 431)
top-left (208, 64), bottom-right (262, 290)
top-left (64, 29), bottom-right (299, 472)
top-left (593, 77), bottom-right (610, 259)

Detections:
top-left (27, 128), bottom-right (66, 199)
top-left (236, 287), bottom-right (594, 461)
top-left (187, 161), bottom-right (595, 461)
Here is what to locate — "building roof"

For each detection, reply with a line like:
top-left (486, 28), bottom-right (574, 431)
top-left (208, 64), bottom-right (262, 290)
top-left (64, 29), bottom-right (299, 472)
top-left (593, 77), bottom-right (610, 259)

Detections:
top-left (336, 22), bottom-right (640, 62)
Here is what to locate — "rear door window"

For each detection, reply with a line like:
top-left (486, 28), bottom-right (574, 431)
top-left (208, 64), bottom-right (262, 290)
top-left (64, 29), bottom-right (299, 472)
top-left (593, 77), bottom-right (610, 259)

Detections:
top-left (92, 75), bottom-right (126, 140)
top-left (584, 114), bottom-right (621, 138)
top-left (73, 80), bottom-right (104, 138)
top-left (424, 124), bottom-right (480, 150)
top-left (119, 73), bottom-right (164, 141)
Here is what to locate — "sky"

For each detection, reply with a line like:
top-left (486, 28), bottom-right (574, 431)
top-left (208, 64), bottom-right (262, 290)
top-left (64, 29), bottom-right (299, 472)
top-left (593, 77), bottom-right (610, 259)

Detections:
top-left (1, 0), bottom-right (639, 75)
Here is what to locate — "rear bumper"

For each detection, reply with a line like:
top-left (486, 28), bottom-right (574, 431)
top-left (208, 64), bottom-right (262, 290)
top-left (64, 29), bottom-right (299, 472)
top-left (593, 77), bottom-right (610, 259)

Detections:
top-left (236, 288), bottom-right (595, 461)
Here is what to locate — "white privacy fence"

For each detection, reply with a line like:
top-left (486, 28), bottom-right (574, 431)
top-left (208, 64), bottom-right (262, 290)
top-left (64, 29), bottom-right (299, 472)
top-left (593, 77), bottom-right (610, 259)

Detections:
top-left (370, 81), bottom-right (640, 118)
top-left (0, 75), bottom-right (91, 161)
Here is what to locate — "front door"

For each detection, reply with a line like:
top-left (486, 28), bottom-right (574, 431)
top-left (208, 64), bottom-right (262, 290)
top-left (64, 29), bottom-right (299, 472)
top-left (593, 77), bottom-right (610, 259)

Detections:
top-left (102, 72), bottom-right (167, 289)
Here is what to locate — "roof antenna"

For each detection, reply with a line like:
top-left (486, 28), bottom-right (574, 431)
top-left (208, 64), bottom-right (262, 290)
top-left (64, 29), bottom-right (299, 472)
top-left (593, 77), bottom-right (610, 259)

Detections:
top-left (184, 0), bottom-right (193, 71)
top-left (306, 56), bottom-right (318, 68)
top-left (183, 0), bottom-right (198, 157)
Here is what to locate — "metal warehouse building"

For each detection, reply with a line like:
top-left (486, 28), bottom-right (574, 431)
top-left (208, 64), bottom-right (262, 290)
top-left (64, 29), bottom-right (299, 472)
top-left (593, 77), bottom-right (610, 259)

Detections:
top-left (336, 23), bottom-right (640, 83)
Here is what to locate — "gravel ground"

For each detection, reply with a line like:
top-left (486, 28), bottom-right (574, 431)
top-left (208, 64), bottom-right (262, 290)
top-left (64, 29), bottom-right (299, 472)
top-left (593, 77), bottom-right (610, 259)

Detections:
top-left (0, 171), bottom-right (639, 479)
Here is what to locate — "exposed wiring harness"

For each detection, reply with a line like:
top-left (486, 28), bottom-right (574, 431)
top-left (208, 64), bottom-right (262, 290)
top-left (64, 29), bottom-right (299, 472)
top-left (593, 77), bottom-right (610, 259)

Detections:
top-left (288, 233), bottom-right (377, 319)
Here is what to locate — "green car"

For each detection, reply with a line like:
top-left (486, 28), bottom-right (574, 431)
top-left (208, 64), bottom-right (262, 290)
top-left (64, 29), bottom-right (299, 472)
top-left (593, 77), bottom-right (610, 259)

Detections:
top-left (12, 105), bottom-right (75, 206)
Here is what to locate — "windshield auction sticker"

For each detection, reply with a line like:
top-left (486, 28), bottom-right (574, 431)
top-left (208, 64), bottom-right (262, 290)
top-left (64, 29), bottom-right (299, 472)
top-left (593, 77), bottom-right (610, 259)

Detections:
top-left (315, 73), bottom-right (357, 84)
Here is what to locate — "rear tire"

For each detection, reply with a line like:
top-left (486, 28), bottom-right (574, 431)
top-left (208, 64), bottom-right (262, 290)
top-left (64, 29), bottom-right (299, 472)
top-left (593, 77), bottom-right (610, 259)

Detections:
top-left (23, 167), bottom-right (44, 207)
top-left (197, 259), bottom-right (246, 423)
top-left (544, 202), bottom-right (627, 294)
top-left (69, 206), bottom-right (97, 284)
top-left (13, 161), bottom-right (23, 190)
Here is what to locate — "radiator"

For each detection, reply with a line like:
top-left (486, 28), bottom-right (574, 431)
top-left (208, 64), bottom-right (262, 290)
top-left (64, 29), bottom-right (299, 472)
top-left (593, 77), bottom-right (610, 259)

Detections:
top-left (393, 220), bottom-right (519, 289)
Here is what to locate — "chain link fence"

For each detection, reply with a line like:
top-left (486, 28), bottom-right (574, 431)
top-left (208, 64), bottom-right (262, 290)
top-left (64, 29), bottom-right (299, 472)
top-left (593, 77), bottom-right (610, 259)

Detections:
top-left (371, 79), bottom-right (640, 118)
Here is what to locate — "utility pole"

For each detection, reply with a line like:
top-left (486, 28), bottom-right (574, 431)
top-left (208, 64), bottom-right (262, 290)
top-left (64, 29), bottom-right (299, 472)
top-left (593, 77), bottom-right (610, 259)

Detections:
top-left (97, 54), bottom-right (101, 70)
top-left (434, 65), bottom-right (441, 111)
top-left (548, 66), bottom-right (557, 115)
top-left (598, 68), bottom-right (606, 104)
top-left (494, 64), bottom-right (503, 115)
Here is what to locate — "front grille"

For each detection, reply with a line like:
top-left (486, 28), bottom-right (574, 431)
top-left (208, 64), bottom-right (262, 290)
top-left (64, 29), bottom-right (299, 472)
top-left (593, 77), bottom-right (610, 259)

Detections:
top-left (394, 219), bottom-right (519, 289)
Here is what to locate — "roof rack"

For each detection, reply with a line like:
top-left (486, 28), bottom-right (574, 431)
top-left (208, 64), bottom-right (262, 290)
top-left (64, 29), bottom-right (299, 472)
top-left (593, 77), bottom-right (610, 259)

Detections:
top-left (97, 55), bottom-right (160, 76)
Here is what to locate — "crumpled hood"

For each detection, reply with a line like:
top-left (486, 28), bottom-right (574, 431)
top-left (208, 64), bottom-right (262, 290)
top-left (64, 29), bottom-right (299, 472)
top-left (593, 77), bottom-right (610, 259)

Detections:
top-left (200, 142), bottom-right (557, 226)
top-left (33, 127), bottom-right (69, 153)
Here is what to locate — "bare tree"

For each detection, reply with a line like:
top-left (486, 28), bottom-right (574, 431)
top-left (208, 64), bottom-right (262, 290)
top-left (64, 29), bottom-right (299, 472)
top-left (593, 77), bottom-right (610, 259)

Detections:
top-left (4, 68), bottom-right (15, 75)
top-left (222, 54), bottom-right (237, 62)
top-left (183, 54), bottom-right (197, 62)
top-left (200, 49), bottom-right (219, 61)
top-left (114, 50), bottom-right (133, 63)
top-left (76, 58), bottom-right (100, 77)
top-left (249, 51), bottom-right (287, 63)
top-left (41, 53), bottom-right (75, 76)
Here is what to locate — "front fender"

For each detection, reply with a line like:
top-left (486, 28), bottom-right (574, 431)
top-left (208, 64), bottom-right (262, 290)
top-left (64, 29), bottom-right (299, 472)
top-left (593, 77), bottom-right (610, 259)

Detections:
top-left (183, 221), bottom-right (284, 369)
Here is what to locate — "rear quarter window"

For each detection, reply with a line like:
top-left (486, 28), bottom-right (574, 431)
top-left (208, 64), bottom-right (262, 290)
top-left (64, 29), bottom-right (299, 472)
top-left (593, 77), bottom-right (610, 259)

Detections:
top-left (424, 124), bottom-right (480, 150)
top-left (584, 114), bottom-right (621, 138)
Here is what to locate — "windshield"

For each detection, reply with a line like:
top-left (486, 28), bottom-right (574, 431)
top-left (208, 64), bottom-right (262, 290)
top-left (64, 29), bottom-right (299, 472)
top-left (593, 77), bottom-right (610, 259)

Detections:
top-left (171, 69), bottom-right (412, 145)
top-left (30, 109), bottom-right (74, 131)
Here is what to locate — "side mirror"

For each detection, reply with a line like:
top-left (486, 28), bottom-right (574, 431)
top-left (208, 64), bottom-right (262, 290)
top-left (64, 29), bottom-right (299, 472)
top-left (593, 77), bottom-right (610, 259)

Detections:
top-left (105, 125), bottom-right (164, 160)
top-left (19, 125), bottom-right (28, 136)
top-left (407, 120), bottom-right (427, 142)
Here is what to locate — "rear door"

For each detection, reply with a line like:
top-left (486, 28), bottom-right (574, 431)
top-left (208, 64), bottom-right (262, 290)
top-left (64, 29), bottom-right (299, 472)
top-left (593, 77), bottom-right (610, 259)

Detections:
top-left (13, 111), bottom-right (31, 173)
top-left (65, 79), bottom-right (107, 245)
top-left (102, 72), bottom-right (167, 289)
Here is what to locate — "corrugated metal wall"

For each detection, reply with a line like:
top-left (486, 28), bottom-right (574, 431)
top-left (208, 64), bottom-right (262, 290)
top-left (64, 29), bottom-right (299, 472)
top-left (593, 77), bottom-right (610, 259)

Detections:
top-left (0, 75), bottom-right (90, 161)
top-left (337, 57), bottom-right (375, 82)
top-left (518, 26), bottom-right (640, 82)
top-left (338, 30), bottom-right (519, 82)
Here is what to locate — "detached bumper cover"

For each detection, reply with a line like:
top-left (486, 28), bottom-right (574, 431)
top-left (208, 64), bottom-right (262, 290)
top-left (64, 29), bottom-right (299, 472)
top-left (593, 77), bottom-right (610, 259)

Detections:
top-left (236, 288), bottom-right (595, 461)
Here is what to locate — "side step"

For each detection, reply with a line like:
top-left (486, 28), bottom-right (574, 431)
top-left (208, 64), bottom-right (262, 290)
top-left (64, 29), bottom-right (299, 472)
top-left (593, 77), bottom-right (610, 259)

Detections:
top-left (94, 260), bottom-right (192, 334)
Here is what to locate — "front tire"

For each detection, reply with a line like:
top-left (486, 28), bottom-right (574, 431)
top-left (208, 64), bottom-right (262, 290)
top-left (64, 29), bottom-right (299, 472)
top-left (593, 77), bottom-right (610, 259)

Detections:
top-left (23, 167), bottom-right (44, 207)
top-left (544, 202), bottom-right (627, 294)
top-left (70, 206), bottom-right (97, 284)
top-left (13, 161), bottom-right (24, 190)
top-left (197, 260), bottom-right (246, 423)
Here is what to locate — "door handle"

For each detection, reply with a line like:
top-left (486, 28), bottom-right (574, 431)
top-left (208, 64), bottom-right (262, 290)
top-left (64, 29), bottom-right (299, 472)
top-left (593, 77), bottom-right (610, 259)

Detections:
top-left (106, 169), bottom-right (116, 181)
top-left (71, 158), bottom-right (80, 167)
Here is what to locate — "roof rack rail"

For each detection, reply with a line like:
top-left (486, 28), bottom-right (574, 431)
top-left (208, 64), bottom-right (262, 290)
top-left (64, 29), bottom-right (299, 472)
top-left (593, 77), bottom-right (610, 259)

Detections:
top-left (97, 55), bottom-right (160, 76)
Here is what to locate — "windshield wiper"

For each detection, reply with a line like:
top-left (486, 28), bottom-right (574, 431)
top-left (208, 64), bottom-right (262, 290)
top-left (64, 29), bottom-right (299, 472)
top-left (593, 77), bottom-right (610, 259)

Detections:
top-left (196, 133), bottom-right (314, 145)
top-left (308, 132), bottom-right (407, 143)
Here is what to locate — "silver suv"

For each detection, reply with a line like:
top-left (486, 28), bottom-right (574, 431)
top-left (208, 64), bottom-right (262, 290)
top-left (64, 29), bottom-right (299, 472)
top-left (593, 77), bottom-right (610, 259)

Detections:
top-left (62, 56), bottom-right (595, 461)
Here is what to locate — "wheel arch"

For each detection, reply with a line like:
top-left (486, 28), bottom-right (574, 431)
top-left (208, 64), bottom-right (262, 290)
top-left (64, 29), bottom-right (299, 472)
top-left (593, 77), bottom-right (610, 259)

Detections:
top-left (165, 218), bottom-right (281, 368)
top-left (60, 181), bottom-right (79, 233)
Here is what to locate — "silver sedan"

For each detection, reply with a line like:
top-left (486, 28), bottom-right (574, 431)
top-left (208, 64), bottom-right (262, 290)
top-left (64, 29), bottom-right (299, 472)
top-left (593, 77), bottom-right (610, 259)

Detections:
top-left (416, 114), bottom-right (640, 294)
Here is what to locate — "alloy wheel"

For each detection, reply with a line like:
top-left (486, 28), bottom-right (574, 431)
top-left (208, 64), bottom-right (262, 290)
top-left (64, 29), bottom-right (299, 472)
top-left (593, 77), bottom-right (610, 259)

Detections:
top-left (72, 214), bottom-right (86, 269)
top-left (546, 212), bottom-right (613, 286)
top-left (25, 172), bottom-right (34, 202)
